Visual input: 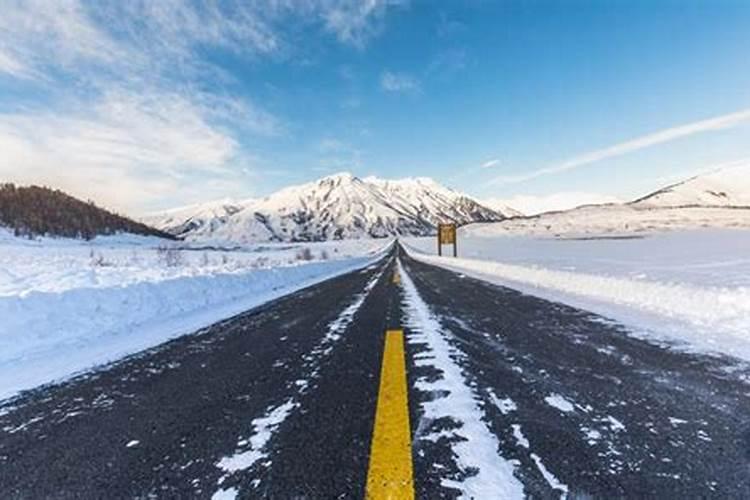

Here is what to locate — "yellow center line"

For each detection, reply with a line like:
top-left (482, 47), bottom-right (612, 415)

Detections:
top-left (366, 330), bottom-right (414, 500)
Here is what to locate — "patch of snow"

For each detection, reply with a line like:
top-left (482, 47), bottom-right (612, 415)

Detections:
top-left (488, 390), bottom-right (517, 415)
top-left (530, 453), bottom-right (569, 495)
top-left (210, 486), bottom-right (238, 500)
top-left (511, 424), bottom-right (529, 449)
top-left (399, 260), bottom-right (524, 499)
top-left (544, 394), bottom-right (575, 413)
top-left (217, 399), bottom-right (296, 473)
top-left (606, 415), bottom-right (626, 432)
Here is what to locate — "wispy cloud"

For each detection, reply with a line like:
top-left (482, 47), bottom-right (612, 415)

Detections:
top-left (381, 70), bottom-right (420, 93)
top-left (0, 90), bottom-right (248, 211)
top-left (323, 0), bottom-right (408, 48)
top-left (0, 49), bottom-right (38, 80)
top-left (491, 108), bottom-right (750, 185)
top-left (316, 136), bottom-right (363, 171)
top-left (481, 158), bottom-right (500, 169)
top-left (0, 1), bottom-right (400, 210)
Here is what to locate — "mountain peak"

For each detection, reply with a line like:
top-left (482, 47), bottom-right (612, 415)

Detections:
top-left (149, 173), bottom-right (511, 243)
top-left (319, 171), bottom-right (358, 183)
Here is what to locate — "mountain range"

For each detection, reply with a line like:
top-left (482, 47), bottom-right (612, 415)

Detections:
top-left (144, 173), bottom-right (509, 243)
top-left (3, 162), bottom-right (748, 242)
top-left (146, 162), bottom-right (750, 243)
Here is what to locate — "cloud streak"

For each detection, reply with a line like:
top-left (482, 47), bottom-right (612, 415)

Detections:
top-left (491, 108), bottom-right (750, 185)
top-left (381, 70), bottom-right (420, 93)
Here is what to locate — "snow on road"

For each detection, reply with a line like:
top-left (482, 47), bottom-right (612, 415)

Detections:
top-left (405, 230), bottom-right (750, 361)
top-left (0, 231), bottom-right (389, 401)
top-left (399, 259), bottom-right (525, 499)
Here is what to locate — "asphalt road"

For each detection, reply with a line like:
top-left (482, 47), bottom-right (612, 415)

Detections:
top-left (1, 244), bottom-right (749, 499)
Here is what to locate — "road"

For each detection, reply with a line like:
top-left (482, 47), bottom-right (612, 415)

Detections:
top-left (1, 244), bottom-right (749, 499)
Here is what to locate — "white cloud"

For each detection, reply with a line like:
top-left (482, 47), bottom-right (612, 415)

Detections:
top-left (0, 1), bottom-right (402, 211)
top-left (486, 192), bottom-right (621, 216)
top-left (491, 108), bottom-right (750, 185)
top-left (481, 158), bottom-right (500, 169)
top-left (381, 70), bottom-right (420, 93)
top-left (0, 90), bottom-right (247, 212)
top-left (322, 0), bottom-right (407, 47)
top-left (0, 49), bottom-right (37, 80)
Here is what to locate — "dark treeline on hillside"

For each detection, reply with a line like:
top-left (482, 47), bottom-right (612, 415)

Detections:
top-left (0, 183), bottom-right (176, 240)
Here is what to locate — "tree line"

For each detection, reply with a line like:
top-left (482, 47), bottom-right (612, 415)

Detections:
top-left (0, 183), bottom-right (176, 240)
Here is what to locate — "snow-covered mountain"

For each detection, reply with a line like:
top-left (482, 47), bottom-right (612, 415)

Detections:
top-left (144, 199), bottom-right (245, 237)
top-left (149, 173), bottom-right (509, 243)
top-left (633, 161), bottom-right (750, 208)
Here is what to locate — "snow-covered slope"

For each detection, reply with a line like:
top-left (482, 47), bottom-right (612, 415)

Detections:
top-left (151, 173), bottom-right (508, 243)
top-left (143, 198), bottom-right (247, 237)
top-left (484, 193), bottom-right (620, 216)
top-left (465, 162), bottom-right (750, 237)
top-left (633, 161), bottom-right (750, 208)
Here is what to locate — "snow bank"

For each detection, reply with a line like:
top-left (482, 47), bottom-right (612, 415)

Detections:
top-left (0, 229), bottom-right (387, 296)
top-left (0, 245), bottom-right (386, 401)
top-left (404, 232), bottom-right (750, 361)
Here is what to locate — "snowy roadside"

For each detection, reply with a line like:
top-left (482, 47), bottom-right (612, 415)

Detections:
top-left (0, 241), bottom-right (389, 401)
top-left (403, 238), bottom-right (750, 362)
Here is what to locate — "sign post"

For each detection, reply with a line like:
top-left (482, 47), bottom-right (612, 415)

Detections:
top-left (437, 223), bottom-right (457, 257)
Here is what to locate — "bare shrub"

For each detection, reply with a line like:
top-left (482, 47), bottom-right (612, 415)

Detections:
top-left (89, 249), bottom-right (112, 267)
top-left (157, 245), bottom-right (183, 267)
top-left (295, 247), bottom-right (314, 261)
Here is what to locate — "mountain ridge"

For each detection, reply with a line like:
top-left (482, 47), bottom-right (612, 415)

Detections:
top-left (146, 172), bottom-right (509, 243)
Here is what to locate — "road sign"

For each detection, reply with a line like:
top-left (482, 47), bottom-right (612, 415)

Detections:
top-left (437, 223), bottom-right (457, 257)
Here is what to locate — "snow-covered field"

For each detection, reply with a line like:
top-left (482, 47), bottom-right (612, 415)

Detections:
top-left (0, 230), bottom-right (389, 400)
top-left (405, 229), bottom-right (750, 361)
top-left (467, 205), bottom-right (750, 238)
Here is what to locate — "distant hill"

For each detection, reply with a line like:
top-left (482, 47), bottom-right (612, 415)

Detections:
top-left (632, 161), bottom-right (750, 208)
top-left (460, 161), bottom-right (750, 238)
top-left (0, 183), bottom-right (175, 240)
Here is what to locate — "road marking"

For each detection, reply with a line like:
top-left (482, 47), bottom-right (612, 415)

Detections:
top-left (366, 330), bottom-right (414, 500)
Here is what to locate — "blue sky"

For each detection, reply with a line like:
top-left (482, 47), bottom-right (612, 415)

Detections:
top-left (1, 0), bottom-right (749, 213)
